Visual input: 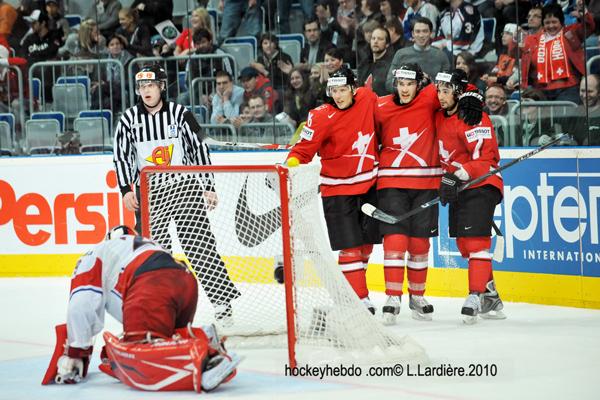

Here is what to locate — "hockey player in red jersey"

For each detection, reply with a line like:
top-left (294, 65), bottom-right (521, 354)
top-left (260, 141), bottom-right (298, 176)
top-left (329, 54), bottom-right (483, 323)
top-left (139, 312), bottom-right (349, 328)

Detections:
top-left (434, 69), bottom-right (506, 324)
top-left (286, 67), bottom-right (381, 314)
top-left (374, 64), bottom-right (485, 324)
top-left (374, 64), bottom-right (441, 323)
top-left (42, 225), bottom-right (241, 392)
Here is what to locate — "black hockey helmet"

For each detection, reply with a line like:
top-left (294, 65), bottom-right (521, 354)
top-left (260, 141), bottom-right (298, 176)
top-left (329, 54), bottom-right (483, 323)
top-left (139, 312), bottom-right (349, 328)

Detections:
top-left (326, 66), bottom-right (356, 97)
top-left (435, 69), bottom-right (468, 96)
top-left (392, 63), bottom-right (424, 86)
top-left (135, 63), bottom-right (168, 94)
top-left (106, 225), bottom-right (138, 240)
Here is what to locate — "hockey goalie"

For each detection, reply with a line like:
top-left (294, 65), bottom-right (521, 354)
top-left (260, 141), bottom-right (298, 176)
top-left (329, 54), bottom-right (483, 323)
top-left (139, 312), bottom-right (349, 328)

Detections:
top-left (41, 226), bottom-right (242, 392)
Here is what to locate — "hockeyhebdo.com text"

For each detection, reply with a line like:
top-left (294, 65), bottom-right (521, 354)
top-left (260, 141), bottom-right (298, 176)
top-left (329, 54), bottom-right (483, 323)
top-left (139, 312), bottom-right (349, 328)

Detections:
top-left (284, 363), bottom-right (499, 379)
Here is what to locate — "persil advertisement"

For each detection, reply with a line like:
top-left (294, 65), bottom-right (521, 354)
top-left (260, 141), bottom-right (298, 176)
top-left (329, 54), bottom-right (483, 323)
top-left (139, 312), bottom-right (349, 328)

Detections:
top-left (434, 148), bottom-right (600, 278)
top-left (0, 148), bottom-right (599, 281)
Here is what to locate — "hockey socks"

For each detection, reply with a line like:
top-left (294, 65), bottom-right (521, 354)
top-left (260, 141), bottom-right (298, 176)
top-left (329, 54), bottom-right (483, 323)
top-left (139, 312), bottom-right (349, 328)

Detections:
top-left (339, 247), bottom-right (368, 299)
top-left (383, 234), bottom-right (408, 296)
top-left (407, 237), bottom-right (430, 296)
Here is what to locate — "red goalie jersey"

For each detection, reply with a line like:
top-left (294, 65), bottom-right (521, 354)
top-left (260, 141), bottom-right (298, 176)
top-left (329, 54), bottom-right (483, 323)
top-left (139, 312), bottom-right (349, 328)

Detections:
top-left (287, 87), bottom-right (379, 197)
top-left (374, 84), bottom-right (443, 190)
top-left (435, 111), bottom-right (503, 194)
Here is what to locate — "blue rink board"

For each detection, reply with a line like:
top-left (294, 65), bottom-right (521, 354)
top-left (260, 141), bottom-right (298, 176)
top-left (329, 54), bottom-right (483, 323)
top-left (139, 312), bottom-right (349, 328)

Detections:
top-left (433, 155), bottom-right (600, 277)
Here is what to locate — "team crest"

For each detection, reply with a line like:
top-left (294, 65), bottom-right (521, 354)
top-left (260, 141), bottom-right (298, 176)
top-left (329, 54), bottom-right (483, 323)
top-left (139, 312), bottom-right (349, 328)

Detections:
top-left (168, 124), bottom-right (178, 138)
top-left (145, 144), bottom-right (175, 166)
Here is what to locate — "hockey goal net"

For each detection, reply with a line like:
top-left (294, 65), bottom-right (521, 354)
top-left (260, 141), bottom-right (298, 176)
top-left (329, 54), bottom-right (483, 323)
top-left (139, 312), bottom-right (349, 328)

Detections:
top-left (140, 164), bottom-right (425, 367)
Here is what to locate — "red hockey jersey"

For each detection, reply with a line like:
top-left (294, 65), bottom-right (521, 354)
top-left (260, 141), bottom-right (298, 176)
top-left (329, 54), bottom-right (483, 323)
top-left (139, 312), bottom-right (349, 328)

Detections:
top-left (435, 111), bottom-right (503, 194)
top-left (374, 84), bottom-right (443, 190)
top-left (287, 87), bottom-right (379, 197)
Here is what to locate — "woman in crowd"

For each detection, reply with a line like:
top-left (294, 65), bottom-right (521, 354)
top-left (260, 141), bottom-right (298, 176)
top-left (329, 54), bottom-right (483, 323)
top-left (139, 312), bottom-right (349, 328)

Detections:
top-left (283, 66), bottom-right (316, 128)
top-left (174, 7), bottom-right (212, 56)
top-left (455, 51), bottom-right (486, 93)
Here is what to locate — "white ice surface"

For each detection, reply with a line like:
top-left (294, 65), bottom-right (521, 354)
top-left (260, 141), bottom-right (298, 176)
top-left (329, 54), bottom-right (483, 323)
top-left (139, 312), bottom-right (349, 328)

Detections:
top-left (1, 277), bottom-right (599, 400)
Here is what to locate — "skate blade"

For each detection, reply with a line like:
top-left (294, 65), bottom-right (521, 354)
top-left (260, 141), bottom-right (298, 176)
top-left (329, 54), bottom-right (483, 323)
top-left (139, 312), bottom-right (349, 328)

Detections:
top-left (411, 310), bottom-right (432, 321)
top-left (462, 315), bottom-right (478, 325)
top-left (480, 310), bottom-right (507, 320)
top-left (382, 312), bottom-right (398, 326)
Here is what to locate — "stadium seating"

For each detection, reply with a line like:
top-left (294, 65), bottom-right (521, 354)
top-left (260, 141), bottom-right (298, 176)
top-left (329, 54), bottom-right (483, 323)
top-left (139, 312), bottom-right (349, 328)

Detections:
top-left (25, 119), bottom-right (61, 154)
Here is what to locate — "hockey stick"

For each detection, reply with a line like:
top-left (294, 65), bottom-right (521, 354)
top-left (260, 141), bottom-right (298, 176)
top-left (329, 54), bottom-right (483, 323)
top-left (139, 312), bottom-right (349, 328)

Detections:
top-left (362, 134), bottom-right (566, 225)
top-left (204, 137), bottom-right (291, 150)
top-left (491, 222), bottom-right (504, 262)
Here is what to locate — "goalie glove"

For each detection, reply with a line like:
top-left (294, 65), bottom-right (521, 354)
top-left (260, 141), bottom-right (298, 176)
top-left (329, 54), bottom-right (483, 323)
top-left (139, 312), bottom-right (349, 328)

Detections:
top-left (457, 91), bottom-right (484, 126)
top-left (55, 346), bottom-right (92, 384)
top-left (439, 172), bottom-right (462, 206)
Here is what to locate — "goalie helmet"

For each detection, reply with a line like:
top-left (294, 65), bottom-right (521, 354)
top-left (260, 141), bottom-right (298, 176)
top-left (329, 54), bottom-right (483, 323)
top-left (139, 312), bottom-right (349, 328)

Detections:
top-left (135, 63), bottom-right (168, 95)
top-left (106, 225), bottom-right (138, 240)
top-left (435, 69), bottom-right (468, 96)
top-left (326, 66), bottom-right (356, 97)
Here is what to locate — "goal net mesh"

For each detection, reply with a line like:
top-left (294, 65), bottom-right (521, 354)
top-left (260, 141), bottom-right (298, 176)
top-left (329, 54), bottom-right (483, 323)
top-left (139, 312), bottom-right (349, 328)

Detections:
top-left (142, 164), bottom-right (426, 365)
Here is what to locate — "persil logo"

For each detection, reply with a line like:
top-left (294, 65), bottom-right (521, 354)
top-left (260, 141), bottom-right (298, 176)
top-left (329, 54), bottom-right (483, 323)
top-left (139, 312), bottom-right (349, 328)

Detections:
top-left (500, 172), bottom-right (600, 263)
top-left (0, 170), bottom-right (135, 246)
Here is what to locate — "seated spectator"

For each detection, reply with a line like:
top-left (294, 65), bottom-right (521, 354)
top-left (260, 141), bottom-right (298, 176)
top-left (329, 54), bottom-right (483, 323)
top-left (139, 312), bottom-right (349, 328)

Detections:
top-left (356, 0), bottom-right (385, 59)
top-left (484, 85), bottom-right (508, 116)
top-left (561, 74), bottom-right (600, 145)
top-left (384, 17), bottom-right (404, 54)
top-left (242, 95), bottom-right (290, 141)
top-left (45, 0), bottom-right (68, 45)
top-left (22, 10), bottom-right (62, 103)
top-left (517, 88), bottom-right (557, 146)
top-left (324, 46), bottom-right (346, 76)
top-left (131, 0), bottom-right (173, 27)
top-left (283, 66), bottom-right (317, 128)
top-left (300, 18), bottom-right (333, 66)
top-left (72, 19), bottom-right (106, 60)
top-left (231, 101), bottom-right (252, 131)
top-left (433, 0), bottom-right (484, 57)
top-left (309, 62), bottom-right (329, 105)
top-left (178, 28), bottom-right (233, 106)
top-left (210, 70), bottom-right (245, 124)
top-left (250, 33), bottom-right (294, 92)
top-left (402, 0), bottom-right (438, 42)
top-left (115, 7), bottom-right (152, 57)
top-left (380, 0), bottom-right (405, 23)
top-left (520, 2), bottom-right (594, 102)
top-left (357, 26), bottom-right (394, 95)
top-left (87, 0), bottom-right (122, 39)
top-left (0, 0), bottom-right (17, 47)
top-left (174, 7), bottom-right (212, 56)
top-left (386, 16), bottom-right (450, 92)
top-left (481, 23), bottom-right (519, 90)
top-left (315, 0), bottom-right (340, 44)
top-left (239, 66), bottom-right (278, 113)
top-left (455, 50), bottom-right (486, 93)
top-left (99, 34), bottom-right (132, 111)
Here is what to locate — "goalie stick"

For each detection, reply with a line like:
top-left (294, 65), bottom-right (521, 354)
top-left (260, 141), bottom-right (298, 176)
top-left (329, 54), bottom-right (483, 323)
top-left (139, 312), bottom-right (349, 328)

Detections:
top-left (362, 134), bottom-right (566, 227)
top-left (203, 137), bottom-right (291, 150)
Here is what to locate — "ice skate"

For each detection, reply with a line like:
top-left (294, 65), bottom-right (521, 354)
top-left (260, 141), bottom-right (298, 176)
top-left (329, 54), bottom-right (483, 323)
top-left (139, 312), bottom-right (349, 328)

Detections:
top-left (382, 295), bottom-right (401, 325)
top-left (215, 302), bottom-right (233, 328)
top-left (362, 297), bottom-right (376, 315)
top-left (479, 280), bottom-right (506, 320)
top-left (461, 294), bottom-right (481, 325)
top-left (200, 352), bottom-right (243, 392)
top-left (409, 295), bottom-right (434, 321)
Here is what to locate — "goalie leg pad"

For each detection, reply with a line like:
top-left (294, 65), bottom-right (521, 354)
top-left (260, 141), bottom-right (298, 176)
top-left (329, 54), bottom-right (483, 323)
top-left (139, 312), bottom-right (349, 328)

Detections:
top-left (41, 324), bottom-right (68, 385)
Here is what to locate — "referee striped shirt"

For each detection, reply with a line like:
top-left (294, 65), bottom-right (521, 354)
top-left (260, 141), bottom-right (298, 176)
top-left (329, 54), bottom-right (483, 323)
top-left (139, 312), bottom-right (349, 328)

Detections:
top-left (113, 100), bottom-right (213, 195)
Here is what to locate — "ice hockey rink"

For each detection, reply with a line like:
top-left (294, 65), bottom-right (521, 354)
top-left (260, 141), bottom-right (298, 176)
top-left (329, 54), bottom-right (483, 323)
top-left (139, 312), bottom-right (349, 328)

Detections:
top-left (1, 277), bottom-right (599, 400)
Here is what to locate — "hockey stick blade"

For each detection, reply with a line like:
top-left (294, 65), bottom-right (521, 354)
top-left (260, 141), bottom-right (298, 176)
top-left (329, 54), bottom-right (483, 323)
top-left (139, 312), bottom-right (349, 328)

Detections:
top-left (491, 222), bottom-right (504, 263)
top-left (361, 136), bottom-right (565, 225)
top-left (361, 203), bottom-right (399, 224)
top-left (204, 137), bottom-right (290, 150)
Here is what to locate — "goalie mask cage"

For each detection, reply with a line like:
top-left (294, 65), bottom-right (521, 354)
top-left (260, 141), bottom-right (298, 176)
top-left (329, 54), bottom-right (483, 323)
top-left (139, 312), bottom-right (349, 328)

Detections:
top-left (140, 164), bottom-right (426, 368)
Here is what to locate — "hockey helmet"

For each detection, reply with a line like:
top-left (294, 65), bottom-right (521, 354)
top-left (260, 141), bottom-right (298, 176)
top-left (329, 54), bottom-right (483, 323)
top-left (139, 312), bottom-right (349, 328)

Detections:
top-left (326, 66), bottom-right (356, 97)
top-left (106, 225), bottom-right (138, 240)
top-left (135, 63), bottom-right (168, 94)
top-left (392, 63), bottom-right (424, 86)
top-left (435, 69), bottom-right (468, 96)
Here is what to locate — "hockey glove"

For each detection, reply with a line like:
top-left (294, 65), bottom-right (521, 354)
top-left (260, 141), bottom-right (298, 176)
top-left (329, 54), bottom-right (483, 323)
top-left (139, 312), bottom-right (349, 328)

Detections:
top-left (55, 346), bottom-right (92, 384)
top-left (439, 173), bottom-right (462, 205)
top-left (458, 91), bottom-right (484, 126)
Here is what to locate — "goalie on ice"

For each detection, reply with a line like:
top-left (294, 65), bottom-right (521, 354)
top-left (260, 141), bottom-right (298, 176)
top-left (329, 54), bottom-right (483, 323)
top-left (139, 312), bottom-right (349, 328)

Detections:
top-left (41, 225), bottom-right (242, 392)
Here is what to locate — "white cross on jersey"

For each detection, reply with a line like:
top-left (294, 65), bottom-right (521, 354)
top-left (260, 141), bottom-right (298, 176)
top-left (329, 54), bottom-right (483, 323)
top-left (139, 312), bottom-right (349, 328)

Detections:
top-left (537, 72), bottom-right (544, 80)
top-left (347, 131), bottom-right (375, 173)
top-left (438, 140), bottom-right (462, 170)
top-left (391, 127), bottom-right (427, 167)
top-left (556, 67), bottom-right (564, 75)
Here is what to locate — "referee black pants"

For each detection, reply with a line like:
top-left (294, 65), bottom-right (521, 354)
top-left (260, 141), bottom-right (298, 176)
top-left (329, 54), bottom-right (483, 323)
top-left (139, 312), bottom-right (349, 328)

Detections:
top-left (135, 180), bottom-right (241, 307)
